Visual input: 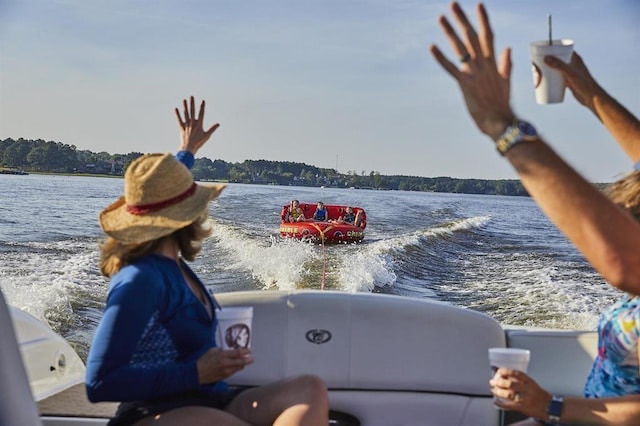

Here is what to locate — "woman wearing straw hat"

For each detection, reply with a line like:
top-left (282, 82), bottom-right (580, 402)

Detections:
top-left (85, 97), bottom-right (329, 425)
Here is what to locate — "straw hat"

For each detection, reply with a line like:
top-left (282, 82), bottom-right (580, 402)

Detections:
top-left (99, 153), bottom-right (226, 244)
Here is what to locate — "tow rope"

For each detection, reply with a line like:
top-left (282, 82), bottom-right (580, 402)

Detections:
top-left (310, 223), bottom-right (333, 290)
top-left (320, 236), bottom-right (327, 290)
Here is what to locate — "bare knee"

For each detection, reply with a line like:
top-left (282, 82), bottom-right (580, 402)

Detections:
top-left (271, 374), bottom-right (329, 414)
top-left (289, 374), bottom-right (328, 405)
top-left (278, 375), bottom-right (329, 426)
top-left (227, 375), bottom-right (329, 425)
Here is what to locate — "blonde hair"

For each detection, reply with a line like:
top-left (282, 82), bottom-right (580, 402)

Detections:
top-left (100, 216), bottom-right (213, 277)
top-left (605, 170), bottom-right (640, 222)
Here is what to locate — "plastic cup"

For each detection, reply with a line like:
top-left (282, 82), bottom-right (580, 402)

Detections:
top-left (530, 39), bottom-right (574, 104)
top-left (489, 347), bottom-right (531, 404)
top-left (489, 347), bottom-right (530, 372)
top-left (216, 306), bottom-right (253, 349)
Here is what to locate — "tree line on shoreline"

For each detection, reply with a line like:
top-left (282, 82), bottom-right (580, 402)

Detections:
top-left (0, 137), bottom-right (535, 195)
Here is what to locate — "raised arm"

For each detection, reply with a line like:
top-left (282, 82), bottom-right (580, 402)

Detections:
top-left (505, 138), bottom-right (640, 294)
top-left (429, 2), bottom-right (640, 295)
top-left (545, 53), bottom-right (640, 163)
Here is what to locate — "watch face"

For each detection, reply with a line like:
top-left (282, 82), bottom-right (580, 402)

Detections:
top-left (517, 121), bottom-right (537, 137)
top-left (548, 395), bottom-right (564, 419)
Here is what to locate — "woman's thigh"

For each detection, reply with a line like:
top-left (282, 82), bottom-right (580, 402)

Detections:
top-left (134, 406), bottom-right (250, 426)
top-left (225, 375), bottom-right (327, 425)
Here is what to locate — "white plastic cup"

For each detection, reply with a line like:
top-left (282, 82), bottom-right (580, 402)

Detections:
top-left (489, 347), bottom-right (530, 373)
top-left (216, 306), bottom-right (253, 349)
top-left (489, 347), bottom-right (531, 404)
top-left (530, 39), bottom-right (574, 104)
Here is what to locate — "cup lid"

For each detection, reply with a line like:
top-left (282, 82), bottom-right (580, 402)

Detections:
top-left (489, 347), bottom-right (530, 360)
top-left (531, 39), bottom-right (574, 47)
top-left (216, 306), bottom-right (253, 319)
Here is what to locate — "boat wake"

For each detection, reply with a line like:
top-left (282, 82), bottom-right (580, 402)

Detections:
top-left (205, 216), bottom-right (492, 298)
top-left (0, 238), bottom-right (105, 360)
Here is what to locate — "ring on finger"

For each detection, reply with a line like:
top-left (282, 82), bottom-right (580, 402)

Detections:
top-left (459, 52), bottom-right (471, 63)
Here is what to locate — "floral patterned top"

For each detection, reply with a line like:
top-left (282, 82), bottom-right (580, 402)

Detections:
top-left (584, 294), bottom-right (640, 397)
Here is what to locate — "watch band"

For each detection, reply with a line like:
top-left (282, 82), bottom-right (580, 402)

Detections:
top-left (495, 118), bottom-right (519, 155)
top-left (495, 118), bottom-right (538, 155)
top-left (547, 394), bottom-right (564, 424)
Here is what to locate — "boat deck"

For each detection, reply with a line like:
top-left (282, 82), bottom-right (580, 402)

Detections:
top-left (38, 384), bottom-right (117, 418)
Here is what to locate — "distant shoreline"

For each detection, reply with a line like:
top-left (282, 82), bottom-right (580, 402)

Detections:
top-left (0, 169), bottom-right (120, 179)
top-left (1, 169), bottom-right (231, 183)
top-left (1, 138), bottom-right (533, 195)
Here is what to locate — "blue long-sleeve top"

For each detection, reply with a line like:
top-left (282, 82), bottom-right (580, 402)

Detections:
top-left (86, 150), bottom-right (227, 402)
top-left (175, 150), bottom-right (194, 169)
top-left (85, 255), bottom-right (226, 402)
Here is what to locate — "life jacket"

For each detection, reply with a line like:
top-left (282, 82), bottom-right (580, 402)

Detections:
top-left (314, 208), bottom-right (328, 221)
top-left (290, 207), bottom-right (303, 219)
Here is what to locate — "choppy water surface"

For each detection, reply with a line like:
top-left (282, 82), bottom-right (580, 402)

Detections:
top-left (0, 174), bottom-right (619, 360)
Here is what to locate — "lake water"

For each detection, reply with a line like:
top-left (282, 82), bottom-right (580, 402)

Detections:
top-left (0, 174), bottom-right (620, 360)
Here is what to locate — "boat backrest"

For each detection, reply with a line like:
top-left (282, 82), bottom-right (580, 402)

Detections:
top-left (219, 290), bottom-right (504, 426)
top-left (505, 328), bottom-right (597, 397)
top-left (325, 205), bottom-right (343, 221)
top-left (299, 203), bottom-right (317, 219)
top-left (24, 288), bottom-right (598, 426)
top-left (499, 328), bottom-right (597, 424)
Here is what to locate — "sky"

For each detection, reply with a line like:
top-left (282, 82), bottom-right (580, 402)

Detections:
top-left (1, 0), bottom-right (639, 181)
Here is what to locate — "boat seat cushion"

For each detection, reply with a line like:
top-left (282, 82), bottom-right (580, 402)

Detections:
top-left (329, 391), bottom-right (496, 426)
top-left (506, 329), bottom-right (597, 397)
top-left (217, 290), bottom-right (505, 426)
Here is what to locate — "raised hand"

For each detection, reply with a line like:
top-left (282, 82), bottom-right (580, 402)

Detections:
top-left (175, 96), bottom-right (220, 155)
top-left (546, 52), bottom-right (640, 162)
top-left (544, 52), bottom-right (603, 111)
top-left (429, 2), bottom-right (514, 141)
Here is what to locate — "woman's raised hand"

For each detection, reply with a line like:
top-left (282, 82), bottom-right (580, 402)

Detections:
top-left (429, 2), bottom-right (514, 141)
top-left (175, 96), bottom-right (220, 155)
top-left (544, 52), bottom-right (602, 111)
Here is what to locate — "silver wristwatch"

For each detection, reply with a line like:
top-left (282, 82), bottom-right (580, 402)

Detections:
top-left (495, 119), bottom-right (538, 155)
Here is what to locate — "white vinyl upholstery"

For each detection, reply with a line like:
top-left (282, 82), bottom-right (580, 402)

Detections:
top-left (506, 329), bottom-right (597, 397)
top-left (32, 290), bottom-right (598, 426)
top-left (219, 290), bottom-right (505, 426)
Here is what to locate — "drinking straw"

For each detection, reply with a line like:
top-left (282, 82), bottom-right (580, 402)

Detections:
top-left (548, 14), bottom-right (552, 45)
